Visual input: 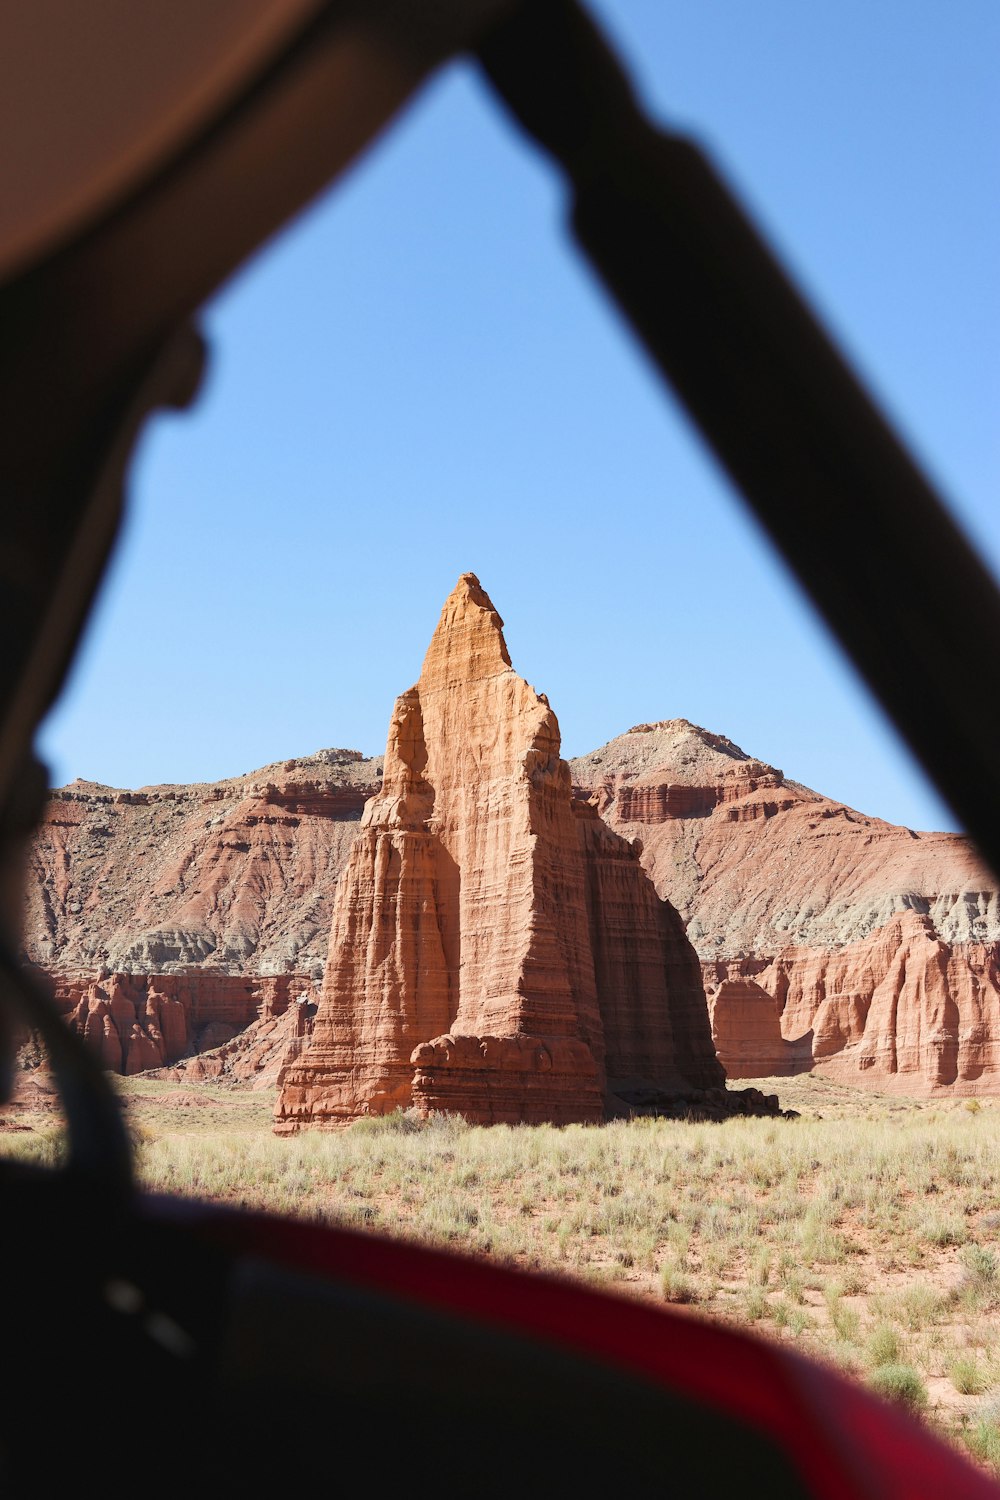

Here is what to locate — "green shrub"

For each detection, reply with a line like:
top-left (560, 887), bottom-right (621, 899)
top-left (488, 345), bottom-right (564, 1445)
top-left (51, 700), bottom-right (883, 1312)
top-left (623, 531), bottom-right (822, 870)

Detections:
top-left (824, 1284), bottom-right (861, 1342)
top-left (868, 1364), bottom-right (928, 1412)
top-left (424, 1109), bottom-right (470, 1138)
top-left (745, 1288), bottom-right (769, 1323)
top-left (964, 1418), bottom-right (1000, 1473)
top-left (866, 1324), bottom-right (902, 1369)
top-left (787, 1308), bottom-right (812, 1339)
top-left (660, 1263), bottom-right (697, 1304)
top-left (962, 1243), bottom-right (998, 1290)
top-left (350, 1108), bottom-right (423, 1136)
top-left (749, 1248), bottom-right (771, 1288)
top-left (956, 1244), bottom-right (1000, 1315)
top-left (898, 1282), bottom-right (940, 1330)
top-left (922, 1215), bottom-right (967, 1247)
top-left (950, 1356), bottom-right (988, 1395)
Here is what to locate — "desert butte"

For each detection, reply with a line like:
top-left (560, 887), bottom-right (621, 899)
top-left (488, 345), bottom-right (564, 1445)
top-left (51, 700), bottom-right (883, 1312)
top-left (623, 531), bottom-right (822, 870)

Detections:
top-left (18, 573), bottom-right (1000, 1107)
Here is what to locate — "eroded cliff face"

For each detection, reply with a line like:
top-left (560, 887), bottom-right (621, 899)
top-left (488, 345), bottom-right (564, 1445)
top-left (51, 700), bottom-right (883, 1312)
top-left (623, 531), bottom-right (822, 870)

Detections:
top-left (705, 913), bottom-right (1000, 1093)
top-left (572, 722), bottom-right (1000, 1094)
top-left (275, 576), bottom-right (721, 1130)
top-left (22, 752), bottom-right (377, 1074)
top-left (25, 749), bottom-right (382, 977)
top-left (707, 978), bottom-right (813, 1082)
top-left (46, 969), bottom-right (318, 1078)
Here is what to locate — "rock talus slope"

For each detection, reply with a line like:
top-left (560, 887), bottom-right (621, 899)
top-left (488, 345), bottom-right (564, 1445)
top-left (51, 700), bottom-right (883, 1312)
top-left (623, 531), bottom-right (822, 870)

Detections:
top-left (572, 722), bottom-right (1000, 1094)
top-left (275, 576), bottom-right (722, 1130)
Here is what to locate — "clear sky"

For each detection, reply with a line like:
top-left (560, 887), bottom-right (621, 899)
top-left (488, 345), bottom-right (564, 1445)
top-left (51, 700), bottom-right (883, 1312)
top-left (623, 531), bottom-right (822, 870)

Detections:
top-left (39, 0), bottom-right (999, 832)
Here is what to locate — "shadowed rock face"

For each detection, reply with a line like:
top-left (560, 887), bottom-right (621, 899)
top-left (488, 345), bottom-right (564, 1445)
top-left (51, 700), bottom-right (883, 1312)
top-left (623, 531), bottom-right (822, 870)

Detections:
top-left (275, 576), bottom-right (722, 1130)
top-left (707, 978), bottom-right (813, 1081)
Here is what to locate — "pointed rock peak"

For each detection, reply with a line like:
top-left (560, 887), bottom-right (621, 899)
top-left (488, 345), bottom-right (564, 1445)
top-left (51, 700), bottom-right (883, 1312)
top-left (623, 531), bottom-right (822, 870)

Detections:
top-left (454, 571), bottom-right (501, 616)
top-left (420, 572), bottom-right (512, 686)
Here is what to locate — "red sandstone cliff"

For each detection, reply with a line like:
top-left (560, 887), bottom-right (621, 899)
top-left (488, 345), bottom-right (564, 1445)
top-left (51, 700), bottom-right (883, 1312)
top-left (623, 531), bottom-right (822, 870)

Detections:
top-left (23, 689), bottom-right (1000, 1097)
top-left (275, 576), bottom-right (722, 1129)
top-left (23, 750), bottom-right (377, 1071)
top-left (571, 722), bottom-right (1000, 1095)
top-left (44, 968), bottom-right (318, 1077)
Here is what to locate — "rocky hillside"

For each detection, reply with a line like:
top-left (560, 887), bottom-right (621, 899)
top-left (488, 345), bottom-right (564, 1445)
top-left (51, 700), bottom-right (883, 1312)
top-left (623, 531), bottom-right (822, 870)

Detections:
top-left (569, 721), bottom-right (998, 957)
top-left (25, 747), bottom-right (382, 977)
top-left (22, 717), bottom-right (1000, 1095)
top-left (570, 722), bottom-right (1000, 1093)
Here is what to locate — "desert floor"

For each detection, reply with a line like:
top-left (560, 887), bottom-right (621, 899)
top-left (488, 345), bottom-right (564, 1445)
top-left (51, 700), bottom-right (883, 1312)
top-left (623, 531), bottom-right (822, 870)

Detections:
top-left (5, 1070), bottom-right (1000, 1473)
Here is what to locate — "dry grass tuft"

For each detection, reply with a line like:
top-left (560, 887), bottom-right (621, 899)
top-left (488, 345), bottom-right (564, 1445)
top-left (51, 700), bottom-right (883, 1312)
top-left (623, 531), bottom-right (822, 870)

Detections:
top-left (3, 1069), bottom-right (1000, 1471)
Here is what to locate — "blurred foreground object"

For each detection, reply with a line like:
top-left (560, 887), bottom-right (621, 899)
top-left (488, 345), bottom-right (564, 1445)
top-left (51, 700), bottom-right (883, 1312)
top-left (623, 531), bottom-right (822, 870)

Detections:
top-left (1, 2), bottom-right (998, 1493)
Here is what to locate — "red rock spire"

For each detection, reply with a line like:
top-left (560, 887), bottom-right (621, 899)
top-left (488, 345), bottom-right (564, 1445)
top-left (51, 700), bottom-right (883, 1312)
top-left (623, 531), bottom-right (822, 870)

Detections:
top-left (275, 576), bottom-right (721, 1129)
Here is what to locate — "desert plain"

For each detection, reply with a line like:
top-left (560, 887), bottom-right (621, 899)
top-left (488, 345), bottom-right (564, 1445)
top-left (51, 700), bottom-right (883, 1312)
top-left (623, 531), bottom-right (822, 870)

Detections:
top-left (5, 1067), bottom-right (1000, 1473)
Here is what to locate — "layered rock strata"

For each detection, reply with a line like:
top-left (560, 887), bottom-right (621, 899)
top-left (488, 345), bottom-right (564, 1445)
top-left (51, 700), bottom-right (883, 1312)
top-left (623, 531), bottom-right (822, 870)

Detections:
top-left (572, 722), bottom-right (1000, 1094)
top-left (148, 991), bottom-right (318, 1090)
top-left (25, 748), bottom-right (381, 976)
top-left (22, 750), bottom-right (377, 1072)
top-left (275, 576), bottom-right (722, 1130)
top-left (706, 913), bottom-right (1000, 1092)
top-left (46, 968), bottom-right (318, 1076)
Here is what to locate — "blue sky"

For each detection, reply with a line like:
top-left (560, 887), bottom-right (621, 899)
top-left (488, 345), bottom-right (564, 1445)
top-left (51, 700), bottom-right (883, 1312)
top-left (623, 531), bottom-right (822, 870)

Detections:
top-left (39, 0), bottom-right (999, 831)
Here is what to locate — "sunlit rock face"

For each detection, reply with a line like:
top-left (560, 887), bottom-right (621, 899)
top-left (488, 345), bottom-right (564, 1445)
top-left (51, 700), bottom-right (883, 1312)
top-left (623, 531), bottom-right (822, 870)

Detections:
top-left (705, 914), bottom-right (1000, 1094)
top-left (32, 585), bottom-right (998, 1100)
top-left (275, 575), bottom-right (722, 1130)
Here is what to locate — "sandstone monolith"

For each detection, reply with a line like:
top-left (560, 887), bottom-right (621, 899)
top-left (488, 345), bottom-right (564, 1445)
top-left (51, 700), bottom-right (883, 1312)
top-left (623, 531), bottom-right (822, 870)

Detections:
top-left (275, 575), bottom-right (722, 1129)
